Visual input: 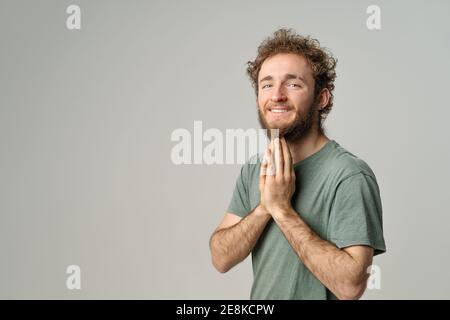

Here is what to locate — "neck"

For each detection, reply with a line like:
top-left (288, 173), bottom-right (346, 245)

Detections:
top-left (286, 127), bottom-right (330, 164)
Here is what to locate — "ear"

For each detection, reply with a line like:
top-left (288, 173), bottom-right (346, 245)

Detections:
top-left (318, 88), bottom-right (331, 111)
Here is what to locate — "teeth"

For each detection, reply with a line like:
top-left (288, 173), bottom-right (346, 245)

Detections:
top-left (271, 109), bottom-right (288, 113)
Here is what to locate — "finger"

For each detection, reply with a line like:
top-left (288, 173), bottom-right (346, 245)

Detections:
top-left (260, 149), bottom-right (269, 176)
top-left (280, 137), bottom-right (292, 177)
top-left (274, 137), bottom-right (284, 177)
top-left (259, 154), bottom-right (267, 190)
top-left (260, 153), bottom-right (268, 176)
top-left (266, 144), bottom-right (275, 176)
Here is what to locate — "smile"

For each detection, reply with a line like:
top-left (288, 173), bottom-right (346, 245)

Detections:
top-left (271, 109), bottom-right (289, 113)
top-left (269, 106), bottom-right (290, 113)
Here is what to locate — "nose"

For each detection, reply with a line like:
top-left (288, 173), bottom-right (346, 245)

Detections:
top-left (270, 85), bottom-right (287, 102)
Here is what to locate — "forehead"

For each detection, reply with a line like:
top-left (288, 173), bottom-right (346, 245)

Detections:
top-left (258, 53), bottom-right (313, 81)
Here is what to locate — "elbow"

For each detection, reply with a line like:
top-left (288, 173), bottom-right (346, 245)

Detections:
top-left (210, 250), bottom-right (232, 273)
top-left (209, 235), bottom-right (231, 274)
top-left (336, 282), bottom-right (367, 300)
top-left (212, 259), bottom-right (231, 274)
top-left (335, 265), bottom-right (370, 300)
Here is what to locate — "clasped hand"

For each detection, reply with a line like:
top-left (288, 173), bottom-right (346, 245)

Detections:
top-left (259, 137), bottom-right (296, 218)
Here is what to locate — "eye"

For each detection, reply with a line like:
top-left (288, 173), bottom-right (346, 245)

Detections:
top-left (287, 83), bottom-right (302, 88)
top-left (261, 84), bottom-right (272, 89)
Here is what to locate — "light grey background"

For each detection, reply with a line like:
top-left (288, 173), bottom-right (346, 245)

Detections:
top-left (1, 0), bottom-right (449, 299)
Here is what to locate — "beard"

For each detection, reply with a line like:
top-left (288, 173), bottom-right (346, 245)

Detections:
top-left (258, 100), bottom-right (316, 143)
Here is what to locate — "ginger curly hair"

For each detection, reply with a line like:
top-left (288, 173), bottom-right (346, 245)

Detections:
top-left (246, 28), bottom-right (337, 133)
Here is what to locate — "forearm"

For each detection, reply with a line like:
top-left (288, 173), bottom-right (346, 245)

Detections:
top-left (210, 206), bottom-right (271, 273)
top-left (273, 207), bottom-right (369, 299)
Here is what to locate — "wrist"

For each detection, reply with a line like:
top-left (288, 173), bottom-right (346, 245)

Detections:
top-left (253, 203), bottom-right (271, 219)
top-left (271, 205), bottom-right (294, 221)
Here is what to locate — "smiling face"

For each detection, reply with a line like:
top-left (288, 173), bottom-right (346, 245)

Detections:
top-left (257, 53), bottom-right (318, 141)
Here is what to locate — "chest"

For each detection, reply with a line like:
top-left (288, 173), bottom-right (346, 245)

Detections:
top-left (247, 170), bottom-right (335, 238)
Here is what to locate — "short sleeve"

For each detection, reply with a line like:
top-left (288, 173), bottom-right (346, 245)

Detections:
top-left (226, 164), bottom-right (251, 218)
top-left (328, 173), bottom-right (386, 256)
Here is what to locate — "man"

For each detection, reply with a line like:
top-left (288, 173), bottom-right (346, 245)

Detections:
top-left (209, 29), bottom-right (386, 300)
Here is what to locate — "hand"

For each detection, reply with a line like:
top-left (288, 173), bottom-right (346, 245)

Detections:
top-left (259, 137), bottom-right (296, 217)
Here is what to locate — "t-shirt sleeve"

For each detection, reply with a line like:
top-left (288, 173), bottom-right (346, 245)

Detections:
top-left (328, 172), bottom-right (386, 256)
top-left (226, 164), bottom-right (251, 218)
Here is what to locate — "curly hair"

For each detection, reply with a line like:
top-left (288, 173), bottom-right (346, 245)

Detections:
top-left (246, 28), bottom-right (337, 132)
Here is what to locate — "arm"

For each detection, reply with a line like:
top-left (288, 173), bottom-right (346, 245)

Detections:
top-left (209, 205), bottom-right (271, 273)
top-left (260, 138), bottom-right (373, 299)
top-left (273, 207), bottom-right (373, 300)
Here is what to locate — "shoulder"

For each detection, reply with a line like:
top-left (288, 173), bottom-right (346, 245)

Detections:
top-left (327, 141), bottom-right (378, 181)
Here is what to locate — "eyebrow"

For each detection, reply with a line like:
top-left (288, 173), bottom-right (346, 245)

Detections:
top-left (259, 74), bottom-right (307, 84)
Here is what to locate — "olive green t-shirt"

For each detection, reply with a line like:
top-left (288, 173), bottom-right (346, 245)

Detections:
top-left (226, 140), bottom-right (386, 300)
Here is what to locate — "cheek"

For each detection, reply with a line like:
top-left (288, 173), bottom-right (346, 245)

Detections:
top-left (257, 95), bottom-right (266, 109)
top-left (290, 92), bottom-right (313, 106)
top-left (300, 89), bottom-right (315, 100)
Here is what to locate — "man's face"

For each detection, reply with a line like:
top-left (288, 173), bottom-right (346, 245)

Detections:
top-left (257, 53), bottom-right (317, 142)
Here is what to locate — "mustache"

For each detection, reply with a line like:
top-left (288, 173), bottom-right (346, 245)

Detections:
top-left (266, 103), bottom-right (292, 109)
